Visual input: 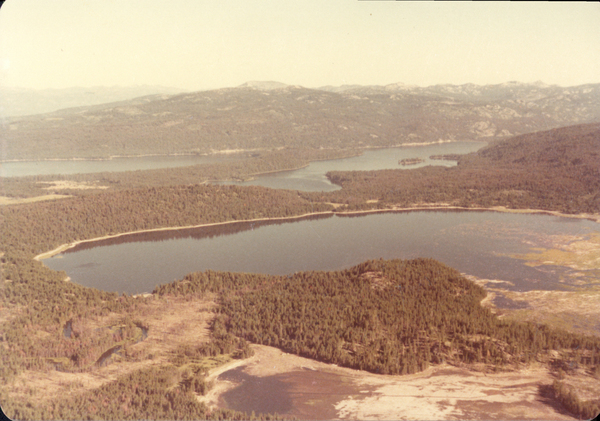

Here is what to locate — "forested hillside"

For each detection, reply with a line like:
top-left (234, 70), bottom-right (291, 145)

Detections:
top-left (3, 82), bottom-right (599, 160)
top-left (156, 260), bottom-right (600, 376)
top-left (153, 260), bottom-right (600, 419)
top-left (316, 123), bottom-right (600, 214)
top-left (4, 123), bottom-right (600, 218)
top-left (2, 124), bottom-right (599, 262)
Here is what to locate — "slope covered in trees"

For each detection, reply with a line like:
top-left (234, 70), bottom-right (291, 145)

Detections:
top-left (155, 260), bottom-right (600, 377)
top-left (315, 123), bottom-right (600, 214)
top-left (5, 123), bottom-right (599, 219)
top-left (0, 184), bottom-right (333, 257)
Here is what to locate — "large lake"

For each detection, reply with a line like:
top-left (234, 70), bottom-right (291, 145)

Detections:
top-left (217, 141), bottom-right (486, 191)
top-left (0, 153), bottom-right (246, 178)
top-left (44, 211), bottom-right (599, 296)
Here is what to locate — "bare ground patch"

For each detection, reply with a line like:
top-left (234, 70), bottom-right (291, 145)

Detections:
top-left (203, 345), bottom-right (581, 420)
top-left (39, 180), bottom-right (109, 190)
top-left (0, 194), bottom-right (71, 205)
top-left (465, 274), bottom-right (600, 337)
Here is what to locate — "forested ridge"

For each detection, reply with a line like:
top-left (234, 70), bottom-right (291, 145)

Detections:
top-left (156, 260), bottom-right (600, 375)
top-left (153, 260), bottom-right (600, 418)
top-left (4, 123), bottom-right (599, 218)
top-left (0, 183), bottom-right (332, 419)
top-left (314, 123), bottom-right (600, 214)
top-left (4, 82), bottom-right (600, 160)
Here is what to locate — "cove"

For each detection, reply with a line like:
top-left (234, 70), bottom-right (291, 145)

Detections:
top-left (44, 210), bottom-right (600, 295)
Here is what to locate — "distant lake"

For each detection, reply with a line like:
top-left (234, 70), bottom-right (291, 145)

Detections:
top-left (0, 153), bottom-right (246, 178)
top-left (44, 211), bottom-right (599, 296)
top-left (216, 141), bottom-right (486, 191)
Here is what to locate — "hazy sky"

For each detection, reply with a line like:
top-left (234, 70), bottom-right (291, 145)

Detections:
top-left (1, 1), bottom-right (599, 91)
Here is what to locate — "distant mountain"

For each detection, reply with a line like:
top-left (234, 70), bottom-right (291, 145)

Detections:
top-left (323, 81), bottom-right (597, 103)
top-left (317, 84), bottom-right (373, 93)
top-left (0, 85), bottom-right (185, 117)
top-left (3, 81), bottom-right (599, 160)
top-left (238, 81), bottom-right (289, 91)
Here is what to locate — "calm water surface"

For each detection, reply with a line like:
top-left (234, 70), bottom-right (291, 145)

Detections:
top-left (44, 211), bottom-right (599, 295)
top-left (0, 153), bottom-right (246, 177)
top-left (216, 141), bottom-right (486, 191)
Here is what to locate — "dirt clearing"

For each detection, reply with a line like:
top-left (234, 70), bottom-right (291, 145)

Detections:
top-left (206, 345), bottom-right (579, 420)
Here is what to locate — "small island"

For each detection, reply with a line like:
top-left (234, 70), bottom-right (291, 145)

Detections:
top-left (429, 154), bottom-right (462, 161)
top-left (399, 157), bottom-right (425, 166)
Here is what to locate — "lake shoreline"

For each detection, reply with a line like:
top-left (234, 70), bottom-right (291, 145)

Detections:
top-left (34, 205), bottom-right (600, 261)
top-left (0, 152), bottom-right (215, 164)
top-left (1, 140), bottom-right (483, 164)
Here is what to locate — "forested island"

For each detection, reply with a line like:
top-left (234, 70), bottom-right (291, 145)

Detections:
top-left (429, 154), bottom-right (462, 161)
top-left (399, 157), bottom-right (425, 166)
top-left (1, 123), bottom-right (600, 420)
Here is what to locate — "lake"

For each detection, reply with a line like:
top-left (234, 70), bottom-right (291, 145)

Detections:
top-left (0, 153), bottom-right (246, 178)
top-left (217, 141), bottom-right (486, 191)
top-left (44, 210), bottom-right (599, 296)
top-left (1, 141), bottom-right (484, 182)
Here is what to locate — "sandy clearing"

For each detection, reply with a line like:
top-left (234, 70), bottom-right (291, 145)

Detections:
top-left (39, 180), bottom-right (109, 190)
top-left (204, 345), bottom-right (578, 420)
top-left (0, 194), bottom-right (71, 205)
top-left (334, 366), bottom-right (570, 421)
top-left (197, 355), bottom-right (256, 411)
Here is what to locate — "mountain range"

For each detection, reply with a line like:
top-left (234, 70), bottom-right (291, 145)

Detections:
top-left (3, 81), bottom-right (599, 160)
